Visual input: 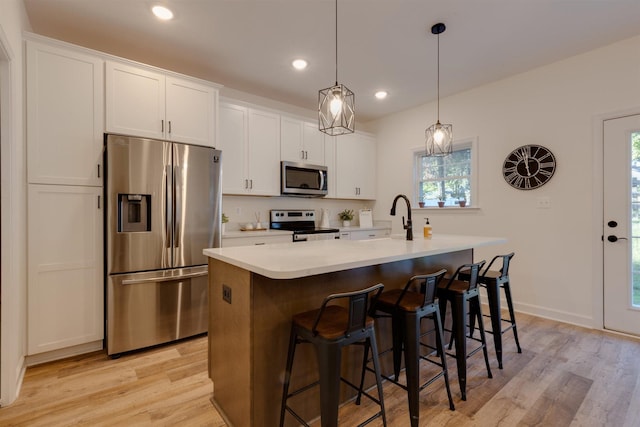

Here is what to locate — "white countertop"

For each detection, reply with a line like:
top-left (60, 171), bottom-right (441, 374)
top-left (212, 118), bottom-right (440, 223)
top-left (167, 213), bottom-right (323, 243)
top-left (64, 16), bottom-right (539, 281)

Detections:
top-left (204, 234), bottom-right (506, 280)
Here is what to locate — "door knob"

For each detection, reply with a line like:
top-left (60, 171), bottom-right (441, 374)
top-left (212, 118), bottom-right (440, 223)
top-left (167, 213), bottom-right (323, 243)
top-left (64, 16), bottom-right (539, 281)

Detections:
top-left (607, 235), bottom-right (628, 242)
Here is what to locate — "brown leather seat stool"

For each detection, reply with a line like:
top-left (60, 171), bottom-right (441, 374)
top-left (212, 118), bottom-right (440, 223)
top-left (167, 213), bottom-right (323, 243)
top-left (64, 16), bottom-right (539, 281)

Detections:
top-left (437, 261), bottom-right (493, 401)
top-left (356, 270), bottom-right (455, 427)
top-left (279, 283), bottom-right (387, 427)
top-left (459, 252), bottom-right (521, 369)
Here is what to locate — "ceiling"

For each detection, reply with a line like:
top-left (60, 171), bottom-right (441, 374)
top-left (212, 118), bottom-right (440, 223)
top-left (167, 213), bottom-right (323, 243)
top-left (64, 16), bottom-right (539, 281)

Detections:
top-left (23, 0), bottom-right (640, 122)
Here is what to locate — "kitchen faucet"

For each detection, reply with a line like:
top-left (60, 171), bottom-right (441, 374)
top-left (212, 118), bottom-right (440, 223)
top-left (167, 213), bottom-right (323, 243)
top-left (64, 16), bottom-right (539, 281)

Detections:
top-left (390, 194), bottom-right (413, 241)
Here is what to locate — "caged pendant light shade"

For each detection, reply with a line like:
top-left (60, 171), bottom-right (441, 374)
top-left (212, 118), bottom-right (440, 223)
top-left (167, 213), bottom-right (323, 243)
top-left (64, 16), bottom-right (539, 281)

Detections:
top-left (318, 0), bottom-right (355, 136)
top-left (425, 22), bottom-right (452, 157)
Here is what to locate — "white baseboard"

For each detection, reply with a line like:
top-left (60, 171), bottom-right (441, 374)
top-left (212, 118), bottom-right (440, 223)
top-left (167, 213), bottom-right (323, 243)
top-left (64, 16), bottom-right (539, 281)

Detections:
top-left (25, 340), bottom-right (103, 367)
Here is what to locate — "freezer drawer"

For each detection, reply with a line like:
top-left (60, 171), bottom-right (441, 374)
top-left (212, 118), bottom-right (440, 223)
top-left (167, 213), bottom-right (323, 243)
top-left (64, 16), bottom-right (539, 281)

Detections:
top-left (107, 266), bottom-right (208, 355)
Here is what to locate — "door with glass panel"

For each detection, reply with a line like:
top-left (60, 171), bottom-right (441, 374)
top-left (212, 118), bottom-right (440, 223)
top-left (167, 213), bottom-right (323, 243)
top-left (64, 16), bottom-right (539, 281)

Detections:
top-left (603, 114), bottom-right (640, 336)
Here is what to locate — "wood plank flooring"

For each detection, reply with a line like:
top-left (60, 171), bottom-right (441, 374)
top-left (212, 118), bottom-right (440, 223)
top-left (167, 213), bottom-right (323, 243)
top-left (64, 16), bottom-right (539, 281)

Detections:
top-left (1, 312), bottom-right (639, 426)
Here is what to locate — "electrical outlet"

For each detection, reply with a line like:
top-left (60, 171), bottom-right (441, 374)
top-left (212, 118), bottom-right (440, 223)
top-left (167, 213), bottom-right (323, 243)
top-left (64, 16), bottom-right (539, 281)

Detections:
top-left (536, 197), bottom-right (551, 209)
top-left (222, 285), bottom-right (232, 304)
top-left (235, 207), bottom-right (241, 215)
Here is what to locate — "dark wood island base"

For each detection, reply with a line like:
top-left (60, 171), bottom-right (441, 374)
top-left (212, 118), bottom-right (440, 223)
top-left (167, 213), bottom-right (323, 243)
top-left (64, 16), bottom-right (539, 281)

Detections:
top-left (208, 250), bottom-right (472, 427)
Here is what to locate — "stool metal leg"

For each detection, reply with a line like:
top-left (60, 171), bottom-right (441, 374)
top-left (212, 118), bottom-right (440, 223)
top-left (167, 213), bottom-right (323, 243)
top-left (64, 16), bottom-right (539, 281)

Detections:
top-left (316, 342), bottom-right (342, 427)
top-left (503, 281), bottom-right (522, 353)
top-left (434, 308), bottom-right (455, 411)
top-left (451, 293), bottom-right (468, 401)
top-left (485, 280), bottom-right (504, 368)
top-left (403, 312), bottom-right (421, 427)
top-left (391, 315), bottom-right (404, 380)
top-left (355, 340), bottom-right (370, 406)
top-left (280, 326), bottom-right (298, 427)
top-left (473, 297), bottom-right (493, 380)
top-left (367, 331), bottom-right (387, 426)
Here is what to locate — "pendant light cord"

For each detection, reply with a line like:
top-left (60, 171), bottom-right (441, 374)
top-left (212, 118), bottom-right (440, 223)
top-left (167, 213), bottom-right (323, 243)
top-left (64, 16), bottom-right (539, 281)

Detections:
top-left (335, 0), bottom-right (338, 85)
top-left (436, 31), bottom-right (440, 122)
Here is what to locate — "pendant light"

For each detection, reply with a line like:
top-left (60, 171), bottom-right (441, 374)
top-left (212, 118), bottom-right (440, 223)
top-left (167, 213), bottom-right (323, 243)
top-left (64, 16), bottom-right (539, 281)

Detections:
top-left (425, 22), bottom-right (452, 156)
top-left (318, 0), bottom-right (355, 136)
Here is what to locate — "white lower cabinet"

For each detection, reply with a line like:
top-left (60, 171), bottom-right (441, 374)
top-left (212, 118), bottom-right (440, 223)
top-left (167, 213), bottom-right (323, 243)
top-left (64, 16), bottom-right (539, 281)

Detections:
top-left (27, 184), bottom-right (103, 355)
top-left (339, 229), bottom-right (391, 240)
top-left (222, 233), bottom-right (292, 247)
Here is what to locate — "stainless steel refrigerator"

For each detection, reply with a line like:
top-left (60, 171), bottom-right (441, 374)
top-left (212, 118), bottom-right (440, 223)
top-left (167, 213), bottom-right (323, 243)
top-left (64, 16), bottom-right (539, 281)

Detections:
top-left (105, 134), bottom-right (222, 356)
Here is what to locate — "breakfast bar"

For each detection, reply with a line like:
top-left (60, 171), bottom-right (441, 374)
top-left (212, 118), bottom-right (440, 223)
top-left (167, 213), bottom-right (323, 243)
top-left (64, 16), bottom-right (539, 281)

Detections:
top-left (203, 234), bottom-right (505, 427)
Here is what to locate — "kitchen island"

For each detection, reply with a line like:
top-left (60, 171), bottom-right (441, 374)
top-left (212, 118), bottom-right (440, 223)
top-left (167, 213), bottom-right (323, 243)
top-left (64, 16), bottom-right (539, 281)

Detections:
top-left (203, 234), bottom-right (505, 427)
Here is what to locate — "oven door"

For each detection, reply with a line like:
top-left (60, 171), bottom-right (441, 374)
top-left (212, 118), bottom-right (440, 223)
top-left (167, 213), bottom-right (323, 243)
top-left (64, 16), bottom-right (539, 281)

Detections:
top-left (281, 161), bottom-right (328, 197)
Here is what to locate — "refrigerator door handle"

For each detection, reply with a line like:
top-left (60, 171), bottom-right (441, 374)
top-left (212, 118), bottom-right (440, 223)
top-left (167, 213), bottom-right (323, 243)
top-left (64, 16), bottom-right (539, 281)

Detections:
top-left (166, 164), bottom-right (173, 250)
top-left (174, 164), bottom-right (180, 248)
top-left (121, 271), bottom-right (207, 285)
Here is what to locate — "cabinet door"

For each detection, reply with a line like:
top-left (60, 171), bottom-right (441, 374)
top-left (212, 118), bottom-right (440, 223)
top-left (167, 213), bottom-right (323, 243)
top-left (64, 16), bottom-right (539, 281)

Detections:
top-left (105, 61), bottom-right (165, 140)
top-left (280, 116), bottom-right (304, 162)
top-left (248, 109), bottom-right (281, 195)
top-left (357, 134), bottom-right (377, 199)
top-left (348, 229), bottom-right (391, 240)
top-left (324, 135), bottom-right (337, 198)
top-left (302, 122), bottom-right (325, 165)
top-left (26, 41), bottom-right (104, 186)
top-left (219, 103), bottom-right (249, 194)
top-left (166, 76), bottom-right (216, 147)
top-left (336, 132), bottom-right (377, 199)
top-left (336, 133), bottom-right (361, 198)
top-left (28, 184), bottom-right (103, 355)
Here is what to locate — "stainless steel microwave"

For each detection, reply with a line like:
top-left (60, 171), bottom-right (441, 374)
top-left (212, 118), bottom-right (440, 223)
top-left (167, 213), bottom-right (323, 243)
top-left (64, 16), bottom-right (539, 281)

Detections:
top-left (281, 161), bottom-right (328, 197)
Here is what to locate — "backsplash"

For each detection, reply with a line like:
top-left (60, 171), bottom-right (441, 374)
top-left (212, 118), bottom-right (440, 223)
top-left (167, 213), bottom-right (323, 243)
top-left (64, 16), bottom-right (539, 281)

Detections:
top-left (222, 195), bottom-right (377, 231)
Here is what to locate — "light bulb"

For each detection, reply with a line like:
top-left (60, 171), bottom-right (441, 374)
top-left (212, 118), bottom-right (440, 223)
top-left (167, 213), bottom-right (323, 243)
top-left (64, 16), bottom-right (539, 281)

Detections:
top-left (433, 127), bottom-right (445, 144)
top-left (152, 5), bottom-right (173, 20)
top-left (329, 93), bottom-right (343, 117)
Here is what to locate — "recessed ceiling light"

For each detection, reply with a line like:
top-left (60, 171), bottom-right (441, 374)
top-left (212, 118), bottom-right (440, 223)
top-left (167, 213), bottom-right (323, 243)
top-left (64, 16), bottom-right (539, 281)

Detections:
top-left (292, 59), bottom-right (308, 70)
top-left (152, 5), bottom-right (174, 20)
top-left (375, 91), bottom-right (388, 100)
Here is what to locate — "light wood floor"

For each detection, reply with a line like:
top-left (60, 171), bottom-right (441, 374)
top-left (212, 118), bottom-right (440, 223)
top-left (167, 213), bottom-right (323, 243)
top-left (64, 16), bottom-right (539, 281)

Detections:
top-left (1, 312), bottom-right (639, 426)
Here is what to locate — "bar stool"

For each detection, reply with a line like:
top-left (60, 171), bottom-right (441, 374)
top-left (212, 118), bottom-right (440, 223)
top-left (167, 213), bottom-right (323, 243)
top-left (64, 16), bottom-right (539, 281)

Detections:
top-left (460, 252), bottom-right (521, 369)
top-left (356, 269), bottom-right (455, 427)
top-left (437, 261), bottom-right (492, 401)
top-left (279, 283), bottom-right (387, 427)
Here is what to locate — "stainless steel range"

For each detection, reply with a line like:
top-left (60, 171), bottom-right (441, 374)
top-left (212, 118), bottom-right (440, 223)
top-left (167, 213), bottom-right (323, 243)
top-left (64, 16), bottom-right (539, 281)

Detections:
top-left (270, 210), bottom-right (340, 242)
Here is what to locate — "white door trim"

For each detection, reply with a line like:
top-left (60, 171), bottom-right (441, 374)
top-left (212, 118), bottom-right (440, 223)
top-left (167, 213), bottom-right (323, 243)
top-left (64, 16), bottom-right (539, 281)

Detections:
top-left (592, 106), bottom-right (640, 331)
top-left (0, 22), bottom-right (19, 407)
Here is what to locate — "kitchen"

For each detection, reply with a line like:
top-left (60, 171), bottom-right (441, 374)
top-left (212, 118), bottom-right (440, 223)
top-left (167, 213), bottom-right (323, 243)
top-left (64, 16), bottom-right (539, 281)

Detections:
top-left (2, 0), bottom-right (640, 425)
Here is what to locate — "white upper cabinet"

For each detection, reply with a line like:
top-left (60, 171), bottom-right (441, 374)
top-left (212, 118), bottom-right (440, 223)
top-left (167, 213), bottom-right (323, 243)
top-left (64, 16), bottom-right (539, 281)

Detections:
top-left (106, 61), bottom-right (217, 147)
top-left (218, 102), bottom-right (281, 196)
top-left (165, 76), bottom-right (216, 146)
top-left (26, 40), bottom-right (104, 186)
top-left (335, 132), bottom-right (377, 199)
top-left (281, 117), bottom-right (325, 165)
top-left (324, 135), bottom-right (337, 198)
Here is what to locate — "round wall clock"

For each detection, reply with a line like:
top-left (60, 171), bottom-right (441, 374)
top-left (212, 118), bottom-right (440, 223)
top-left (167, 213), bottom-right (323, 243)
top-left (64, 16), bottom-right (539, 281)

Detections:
top-left (502, 144), bottom-right (556, 190)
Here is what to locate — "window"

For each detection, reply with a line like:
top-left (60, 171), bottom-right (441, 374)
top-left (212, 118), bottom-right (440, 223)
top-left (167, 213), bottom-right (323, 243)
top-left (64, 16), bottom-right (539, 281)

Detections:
top-left (413, 138), bottom-right (478, 207)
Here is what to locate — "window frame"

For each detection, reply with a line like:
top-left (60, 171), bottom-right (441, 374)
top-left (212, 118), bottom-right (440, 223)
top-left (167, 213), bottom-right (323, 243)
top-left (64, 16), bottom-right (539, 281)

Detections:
top-left (412, 137), bottom-right (479, 208)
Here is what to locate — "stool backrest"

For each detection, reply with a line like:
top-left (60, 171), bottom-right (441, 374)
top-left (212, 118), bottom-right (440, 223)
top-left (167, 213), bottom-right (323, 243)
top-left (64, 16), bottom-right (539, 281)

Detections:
top-left (446, 260), bottom-right (486, 291)
top-left (312, 283), bottom-right (384, 336)
top-left (396, 269), bottom-right (447, 308)
top-left (483, 252), bottom-right (515, 280)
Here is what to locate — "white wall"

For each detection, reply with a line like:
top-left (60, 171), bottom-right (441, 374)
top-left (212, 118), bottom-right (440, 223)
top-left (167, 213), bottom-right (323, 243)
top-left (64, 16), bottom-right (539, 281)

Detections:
top-left (371, 35), bottom-right (640, 327)
top-left (0, 0), bottom-right (31, 406)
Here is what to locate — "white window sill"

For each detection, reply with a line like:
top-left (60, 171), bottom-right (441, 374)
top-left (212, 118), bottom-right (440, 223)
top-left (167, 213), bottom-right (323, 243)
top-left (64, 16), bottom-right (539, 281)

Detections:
top-left (414, 206), bottom-right (481, 211)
